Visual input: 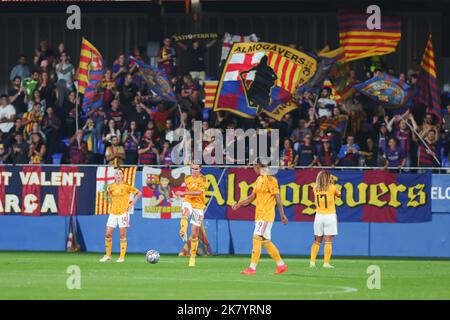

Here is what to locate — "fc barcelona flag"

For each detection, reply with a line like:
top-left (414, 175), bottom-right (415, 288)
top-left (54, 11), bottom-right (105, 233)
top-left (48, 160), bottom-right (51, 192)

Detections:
top-left (214, 42), bottom-right (318, 119)
top-left (76, 38), bottom-right (103, 95)
top-left (353, 73), bottom-right (411, 107)
top-left (338, 12), bottom-right (401, 61)
top-left (416, 35), bottom-right (442, 123)
top-left (95, 166), bottom-right (137, 215)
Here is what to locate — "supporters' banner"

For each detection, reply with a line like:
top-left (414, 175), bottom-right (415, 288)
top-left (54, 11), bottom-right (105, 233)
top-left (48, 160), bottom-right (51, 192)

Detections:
top-left (141, 166), bottom-right (189, 219)
top-left (338, 12), bottom-right (401, 61)
top-left (204, 168), bottom-right (431, 223)
top-left (353, 73), bottom-right (411, 107)
top-left (173, 33), bottom-right (219, 42)
top-left (0, 166), bottom-right (95, 216)
top-left (95, 166), bottom-right (137, 215)
top-left (76, 38), bottom-right (103, 95)
top-left (130, 57), bottom-right (177, 103)
top-left (214, 42), bottom-right (318, 119)
top-left (431, 174), bottom-right (450, 213)
top-left (203, 80), bottom-right (218, 108)
top-left (221, 33), bottom-right (259, 61)
top-left (416, 35), bottom-right (442, 123)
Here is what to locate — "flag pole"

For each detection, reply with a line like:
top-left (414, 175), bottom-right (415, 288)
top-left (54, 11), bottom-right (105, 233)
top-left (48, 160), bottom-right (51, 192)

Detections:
top-left (75, 84), bottom-right (80, 132)
top-left (400, 114), bottom-right (440, 165)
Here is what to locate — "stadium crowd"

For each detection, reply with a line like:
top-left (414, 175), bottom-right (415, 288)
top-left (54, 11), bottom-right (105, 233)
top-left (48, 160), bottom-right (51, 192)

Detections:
top-left (0, 37), bottom-right (449, 169)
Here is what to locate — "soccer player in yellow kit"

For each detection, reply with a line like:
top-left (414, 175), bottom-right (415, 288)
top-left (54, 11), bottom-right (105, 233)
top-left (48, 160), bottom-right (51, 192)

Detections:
top-left (232, 161), bottom-right (289, 275)
top-left (309, 170), bottom-right (341, 268)
top-left (176, 163), bottom-right (207, 267)
top-left (99, 168), bottom-right (141, 263)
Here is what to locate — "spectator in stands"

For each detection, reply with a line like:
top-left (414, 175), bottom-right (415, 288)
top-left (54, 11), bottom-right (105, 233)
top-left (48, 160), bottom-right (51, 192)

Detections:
top-left (361, 137), bottom-right (380, 167)
top-left (63, 91), bottom-right (78, 139)
top-left (8, 76), bottom-right (27, 116)
top-left (28, 132), bottom-right (46, 164)
top-left (102, 119), bottom-right (121, 145)
top-left (69, 130), bottom-right (87, 165)
top-left (11, 132), bottom-right (29, 164)
top-left (42, 106), bottom-right (61, 158)
top-left (178, 74), bottom-right (200, 117)
top-left (22, 103), bottom-right (43, 137)
top-left (34, 38), bottom-right (55, 68)
top-left (127, 96), bottom-right (150, 134)
top-left (0, 94), bottom-right (16, 134)
top-left (338, 135), bottom-right (361, 167)
top-left (100, 69), bottom-right (117, 106)
top-left (157, 37), bottom-right (177, 77)
top-left (162, 118), bottom-right (175, 143)
top-left (105, 135), bottom-right (126, 166)
top-left (317, 87), bottom-right (336, 118)
top-left (160, 140), bottom-right (173, 165)
top-left (28, 122), bottom-right (46, 144)
top-left (107, 98), bottom-right (126, 131)
top-left (384, 138), bottom-right (406, 170)
top-left (112, 54), bottom-right (128, 87)
top-left (27, 89), bottom-right (46, 115)
top-left (82, 118), bottom-right (98, 164)
top-left (280, 138), bottom-right (297, 167)
top-left (11, 118), bottom-right (24, 139)
top-left (418, 129), bottom-right (439, 168)
top-left (10, 55), bottom-right (30, 82)
top-left (119, 73), bottom-right (138, 110)
top-left (419, 113), bottom-right (440, 141)
top-left (138, 129), bottom-right (160, 165)
top-left (122, 121), bottom-right (140, 165)
top-left (443, 104), bottom-right (450, 158)
top-left (317, 138), bottom-right (338, 167)
top-left (290, 118), bottom-right (312, 144)
top-left (176, 38), bottom-right (217, 83)
top-left (39, 71), bottom-right (55, 107)
top-left (377, 122), bottom-right (388, 156)
top-left (296, 134), bottom-right (317, 167)
top-left (55, 51), bottom-right (75, 107)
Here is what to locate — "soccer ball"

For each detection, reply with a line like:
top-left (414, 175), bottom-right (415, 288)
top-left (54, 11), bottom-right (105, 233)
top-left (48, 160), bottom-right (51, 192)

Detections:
top-left (146, 250), bottom-right (160, 264)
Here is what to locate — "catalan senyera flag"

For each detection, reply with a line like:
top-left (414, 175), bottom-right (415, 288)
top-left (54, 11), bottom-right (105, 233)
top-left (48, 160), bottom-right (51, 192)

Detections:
top-left (338, 12), bottom-right (401, 61)
top-left (203, 81), bottom-right (218, 108)
top-left (416, 35), bottom-right (441, 123)
top-left (95, 166), bottom-right (137, 215)
top-left (76, 38), bottom-right (103, 95)
top-left (214, 42), bottom-right (318, 119)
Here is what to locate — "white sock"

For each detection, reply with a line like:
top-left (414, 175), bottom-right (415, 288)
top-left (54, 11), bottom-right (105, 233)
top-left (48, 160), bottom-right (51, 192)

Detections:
top-left (276, 260), bottom-right (285, 267)
top-left (249, 263), bottom-right (257, 270)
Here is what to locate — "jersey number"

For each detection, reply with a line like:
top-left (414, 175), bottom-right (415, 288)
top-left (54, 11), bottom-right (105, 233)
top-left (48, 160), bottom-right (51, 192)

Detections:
top-left (316, 194), bottom-right (328, 208)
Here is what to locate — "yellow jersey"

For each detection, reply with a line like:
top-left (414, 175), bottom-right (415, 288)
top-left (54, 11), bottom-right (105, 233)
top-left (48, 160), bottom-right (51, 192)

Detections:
top-left (184, 174), bottom-right (207, 209)
top-left (107, 182), bottom-right (139, 215)
top-left (254, 175), bottom-right (279, 222)
top-left (314, 184), bottom-right (341, 215)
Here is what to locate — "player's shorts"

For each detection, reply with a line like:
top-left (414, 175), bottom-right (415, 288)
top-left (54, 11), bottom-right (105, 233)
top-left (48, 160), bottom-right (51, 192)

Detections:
top-left (181, 201), bottom-right (204, 227)
top-left (253, 220), bottom-right (273, 240)
top-left (106, 212), bottom-right (130, 229)
top-left (314, 213), bottom-right (338, 236)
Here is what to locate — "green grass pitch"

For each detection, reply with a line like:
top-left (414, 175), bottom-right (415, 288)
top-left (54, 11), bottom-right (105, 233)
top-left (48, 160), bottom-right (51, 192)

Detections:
top-left (0, 252), bottom-right (449, 299)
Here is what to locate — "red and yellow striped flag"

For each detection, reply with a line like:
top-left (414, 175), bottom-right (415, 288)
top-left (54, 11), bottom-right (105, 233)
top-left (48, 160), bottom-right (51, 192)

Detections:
top-left (416, 35), bottom-right (441, 123)
top-left (203, 81), bottom-right (218, 109)
top-left (76, 38), bottom-right (103, 94)
top-left (338, 12), bottom-right (401, 61)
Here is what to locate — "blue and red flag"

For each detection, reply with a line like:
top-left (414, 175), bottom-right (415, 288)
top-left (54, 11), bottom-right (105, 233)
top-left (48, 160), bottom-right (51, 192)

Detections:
top-left (214, 42), bottom-right (318, 120)
top-left (416, 34), bottom-right (442, 123)
top-left (130, 57), bottom-right (176, 103)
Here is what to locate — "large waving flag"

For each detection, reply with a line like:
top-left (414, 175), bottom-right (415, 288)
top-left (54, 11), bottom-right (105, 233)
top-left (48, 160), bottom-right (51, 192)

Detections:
top-left (338, 12), bottom-right (401, 61)
top-left (214, 42), bottom-right (318, 119)
top-left (76, 38), bottom-right (103, 95)
top-left (353, 73), bottom-right (411, 107)
top-left (130, 57), bottom-right (176, 103)
top-left (416, 35), bottom-right (441, 123)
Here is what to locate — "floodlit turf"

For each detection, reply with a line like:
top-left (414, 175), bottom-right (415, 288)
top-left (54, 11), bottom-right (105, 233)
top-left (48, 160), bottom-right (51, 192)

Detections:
top-left (0, 252), bottom-right (449, 300)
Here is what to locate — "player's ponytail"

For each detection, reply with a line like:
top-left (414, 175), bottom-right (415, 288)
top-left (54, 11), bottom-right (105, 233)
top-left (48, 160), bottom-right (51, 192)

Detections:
top-left (315, 170), bottom-right (331, 193)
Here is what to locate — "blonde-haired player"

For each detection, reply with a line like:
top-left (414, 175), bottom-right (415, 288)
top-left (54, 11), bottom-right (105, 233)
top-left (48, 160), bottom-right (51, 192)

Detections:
top-left (100, 168), bottom-right (141, 263)
top-left (232, 160), bottom-right (288, 275)
top-left (176, 163), bottom-right (207, 267)
top-left (309, 170), bottom-right (341, 268)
